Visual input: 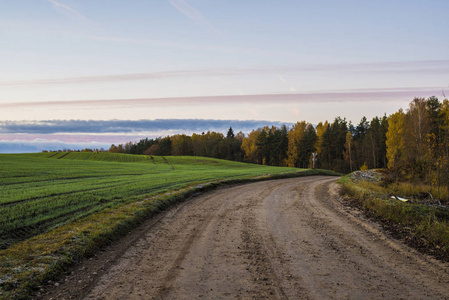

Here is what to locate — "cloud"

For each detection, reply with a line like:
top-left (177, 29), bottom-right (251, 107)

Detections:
top-left (0, 119), bottom-right (293, 153)
top-left (47, 0), bottom-right (93, 24)
top-left (168, 0), bottom-right (225, 38)
top-left (169, 0), bottom-right (206, 24)
top-left (169, 0), bottom-right (210, 28)
top-left (1, 60), bottom-right (447, 87)
top-left (0, 119), bottom-right (290, 135)
top-left (0, 87), bottom-right (442, 110)
top-left (0, 69), bottom-right (253, 87)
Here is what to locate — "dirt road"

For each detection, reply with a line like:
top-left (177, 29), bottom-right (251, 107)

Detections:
top-left (42, 176), bottom-right (449, 299)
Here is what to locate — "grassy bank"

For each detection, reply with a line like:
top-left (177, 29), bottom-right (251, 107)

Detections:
top-left (339, 171), bottom-right (449, 261)
top-left (0, 153), bottom-right (338, 299)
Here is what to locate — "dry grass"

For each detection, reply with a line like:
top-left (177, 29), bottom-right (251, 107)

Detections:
top-left (339, 173), bottom-right (449, 260)
top-left (388, 182), bottom-right (448, 202)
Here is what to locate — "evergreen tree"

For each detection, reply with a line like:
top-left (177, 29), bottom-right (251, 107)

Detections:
top-left (297, 124), bottom-right (317, 168)
top-left (158, 136), bottom-right (172, 156)
top-left (227, 127), bottom-right (235, 139)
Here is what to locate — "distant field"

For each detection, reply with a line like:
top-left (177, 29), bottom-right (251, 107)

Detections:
top-left (0, 152), bottom-right (305, 250)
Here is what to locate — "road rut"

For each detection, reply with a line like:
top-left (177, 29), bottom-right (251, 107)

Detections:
top-left (42, 176), bottom-right (449, 299)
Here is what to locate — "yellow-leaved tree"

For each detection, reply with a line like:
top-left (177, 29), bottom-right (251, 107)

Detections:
top-left (315, 121), bottom-right (329, 157)
top-left (241, 129), bottom-right (261, 164)
top-left (386, 109), bottom-right (406, 170)
top-left (286, 121), bottom-right (308, 167)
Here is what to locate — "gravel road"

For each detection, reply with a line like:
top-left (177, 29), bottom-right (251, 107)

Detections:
top-left (41, 176), bottom-right (449, 299)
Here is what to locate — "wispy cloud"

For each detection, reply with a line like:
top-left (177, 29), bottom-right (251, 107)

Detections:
top-left (47, 0), bottom-right (93, 24)
top-left (0, 87), bottom-right (442, 111)
top-left (0, 70), bottom-right (251, 87)
top-left (1, 60), bottom-right (447, 87)
top-left (168, 0), bottom-right (223, 37)
top-left (169, 0), bottom-right (210, 28)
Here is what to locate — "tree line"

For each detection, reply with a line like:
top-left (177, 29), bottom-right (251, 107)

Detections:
top-left (109, 128), bottom-right (243, 161)
top-left (108, 116), bottom-right (389, 173)
top-left (108, 96), bottom-right (449, 185)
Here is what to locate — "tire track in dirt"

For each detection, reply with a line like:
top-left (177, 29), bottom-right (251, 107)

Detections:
top-left (282, 178), bottom-right (449, 299)
top-left (156, 196), bottom-right (218, 298)
top-left (40, 176), bottom-right (449, 300)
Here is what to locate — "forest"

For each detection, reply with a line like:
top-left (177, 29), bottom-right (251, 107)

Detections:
top-left (106, 96), bottom-right (449, 188)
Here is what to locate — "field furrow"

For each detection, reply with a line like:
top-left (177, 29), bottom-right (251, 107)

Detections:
top-left (0, 152), bottom-right (311, 249)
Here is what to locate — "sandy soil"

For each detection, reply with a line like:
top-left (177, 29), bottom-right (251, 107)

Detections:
top-left (39, 176), bottom-right (449, 299)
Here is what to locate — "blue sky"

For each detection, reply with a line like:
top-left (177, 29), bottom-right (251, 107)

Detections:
top-left (0, 0), bottom-right (448, 152)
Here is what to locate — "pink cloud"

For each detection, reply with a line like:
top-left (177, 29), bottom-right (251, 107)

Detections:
top-left (0, 87), bottom-right (442, 110)
top-left (1, 60), bottom-right (447, 87)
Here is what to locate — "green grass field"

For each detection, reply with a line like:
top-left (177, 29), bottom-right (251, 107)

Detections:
top-left (0, 152), bottom-right (312, 250)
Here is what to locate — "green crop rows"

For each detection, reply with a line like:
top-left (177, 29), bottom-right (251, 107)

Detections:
top-left (0, 152), bottom-right (301, 250)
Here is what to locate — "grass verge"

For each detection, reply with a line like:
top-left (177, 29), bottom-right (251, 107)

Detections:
top-left (0, 168), bottom-right (338, 300)
top-left (338, 172), bottom-right (449, 262)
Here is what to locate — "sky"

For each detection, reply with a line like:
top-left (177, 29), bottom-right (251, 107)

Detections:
top-left (0, 0), bottom-right (448, 152)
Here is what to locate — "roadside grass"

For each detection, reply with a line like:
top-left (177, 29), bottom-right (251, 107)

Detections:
top-left (387, 182), bottom-right (448, 202)
top-left (0, 153), bottom-right (339, 299)
top-left (338, 172), bottom-right (449, 261)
